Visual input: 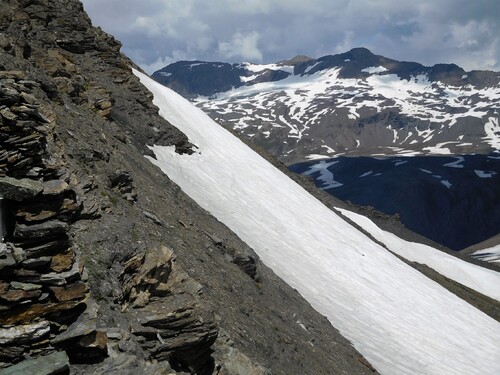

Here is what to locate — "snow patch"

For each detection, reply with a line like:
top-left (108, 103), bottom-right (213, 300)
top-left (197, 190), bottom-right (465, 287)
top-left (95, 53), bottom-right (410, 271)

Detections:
top-left (474, 170), bottom-right (497, 178)
top-left (472, 245), bottom-right (500, 264)
top-left (305, 154), bottom-right (329, 160)
top-left (441, 180), bottom-right (452, 189)
top-left (338, 208), bottom-right (500, 301)
top-left (362, 66), bottom-right (388, 74)
top-left (483, 116), bottom-right (500, 150)
top-left (303, 160), bottom-right (343, 189)
top-left (443, 156), bottom-right (465, 168)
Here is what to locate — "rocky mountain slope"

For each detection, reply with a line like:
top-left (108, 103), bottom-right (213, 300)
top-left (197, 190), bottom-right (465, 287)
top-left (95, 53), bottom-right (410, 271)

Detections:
top-left (0, 0), bottom-right (381, 374)
top-left (154, 48), bottom-right (500, 164)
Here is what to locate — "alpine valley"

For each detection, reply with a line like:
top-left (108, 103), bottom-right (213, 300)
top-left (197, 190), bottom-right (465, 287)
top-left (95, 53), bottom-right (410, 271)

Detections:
top-left (153, 49), bottom-right (500, 251)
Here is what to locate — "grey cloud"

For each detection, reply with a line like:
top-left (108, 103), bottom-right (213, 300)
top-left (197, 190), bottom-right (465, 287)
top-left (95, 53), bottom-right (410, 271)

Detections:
top-left (81, 0), bottom-right (500, 73)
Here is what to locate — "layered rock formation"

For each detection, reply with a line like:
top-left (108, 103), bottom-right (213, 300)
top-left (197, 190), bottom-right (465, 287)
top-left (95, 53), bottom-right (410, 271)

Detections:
top-left (0, 70), bottom-right (92, 366)
top-left (0, 0), bottom-right (378, 374)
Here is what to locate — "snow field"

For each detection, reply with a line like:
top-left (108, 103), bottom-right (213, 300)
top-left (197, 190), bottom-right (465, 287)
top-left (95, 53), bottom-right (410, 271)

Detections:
top-left (337, 208), bottom-right (500, 301)
top-left (134, 69), bottom-right (500, 375)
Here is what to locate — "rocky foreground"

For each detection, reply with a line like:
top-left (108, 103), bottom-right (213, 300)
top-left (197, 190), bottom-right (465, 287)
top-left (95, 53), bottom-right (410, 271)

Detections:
top-left (0, 1), bottom-right (378, 374)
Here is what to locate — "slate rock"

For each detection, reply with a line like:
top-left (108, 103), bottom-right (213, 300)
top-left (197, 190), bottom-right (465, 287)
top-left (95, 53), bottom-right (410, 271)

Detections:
top-left (74, 330), bottom-right (108, 362)
top-left (22, 256), bottom-right (52, 269)
top-left (0, 300), bottom-right (82, 325)
top-left (9, 282), bottom-right (42, 292)
top-left (142, 211), bottom-right (163, 226)
top-left (23, 239), bottom-right (69, 258)
top-left (0, 320), bottom-right (50, 345)
top-left (0, 177), bottom-right (43, 201)
top-left (0, 288), bottom-right (42, 303)
top-left (0, 252), bottom-right (15, 270)
top-left (42, 180), bottom-right (70, 196)
top-left (49, 281), bottom-right (88, 302)
top-left (51, 298), bottom-right (98, 345)
top-left (14, 220), bottom-right (68, 240)
top-left (0, 350), bottom-right (69, 375)
top-left (49, 250), bottom-right (75, 272)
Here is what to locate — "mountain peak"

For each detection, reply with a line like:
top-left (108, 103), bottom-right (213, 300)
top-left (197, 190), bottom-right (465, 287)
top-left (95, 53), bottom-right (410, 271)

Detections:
top-left (278, 55), bottom-right (313, 66)
top-left (345, 47), bottom-right (374, 56)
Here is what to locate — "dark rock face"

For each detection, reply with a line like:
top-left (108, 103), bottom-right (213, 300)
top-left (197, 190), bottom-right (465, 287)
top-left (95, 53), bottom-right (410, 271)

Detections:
top-left (0, 0), bottom-right (379, 374)
top-left (153, 61), bottom-right (248, 99)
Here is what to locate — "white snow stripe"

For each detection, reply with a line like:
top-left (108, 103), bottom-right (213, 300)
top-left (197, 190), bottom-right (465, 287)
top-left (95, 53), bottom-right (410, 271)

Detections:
top-left (337, 208), bottom-right (500, 301)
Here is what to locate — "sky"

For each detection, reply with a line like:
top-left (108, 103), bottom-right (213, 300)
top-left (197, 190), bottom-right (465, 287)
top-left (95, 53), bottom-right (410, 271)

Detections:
top-left (80, 0), bottom-right (499, 74)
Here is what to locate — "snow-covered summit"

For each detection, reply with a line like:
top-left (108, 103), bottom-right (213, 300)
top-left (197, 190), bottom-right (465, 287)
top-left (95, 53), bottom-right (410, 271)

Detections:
top-left (153, 48), bottom-right (500, 163)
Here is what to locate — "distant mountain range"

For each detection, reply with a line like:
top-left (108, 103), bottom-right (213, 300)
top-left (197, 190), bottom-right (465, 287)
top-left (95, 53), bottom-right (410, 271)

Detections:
top-left (153, 48), bottom-right (500, 164)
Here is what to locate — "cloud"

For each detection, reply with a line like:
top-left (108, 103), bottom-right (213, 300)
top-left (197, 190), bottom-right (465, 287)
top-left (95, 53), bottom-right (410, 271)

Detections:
top-left (218, 31), bottom-right (263, 62)
top-left (80, 0), bottom-right (500, 73)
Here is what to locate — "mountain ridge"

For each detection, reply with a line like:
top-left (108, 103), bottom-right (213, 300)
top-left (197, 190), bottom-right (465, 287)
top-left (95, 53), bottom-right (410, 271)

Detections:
top-left (154, 47), bottom-right (500, 98)
top-left (153, 48), bottom-right (500, 164)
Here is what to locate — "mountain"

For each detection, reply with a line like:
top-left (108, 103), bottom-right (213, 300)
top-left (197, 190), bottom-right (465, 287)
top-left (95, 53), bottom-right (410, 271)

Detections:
top-left (1, 1), bottom-right (499, 375)
top-left (154, 50), bottom-right (500, 252)
top-left (137, 70), bottom-right (500, 375)
top-left (153, 48), bottom-right (500, 164)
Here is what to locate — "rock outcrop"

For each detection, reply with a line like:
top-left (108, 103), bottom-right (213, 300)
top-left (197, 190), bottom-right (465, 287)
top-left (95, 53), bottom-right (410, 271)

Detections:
top-left (0, 0), bottom-right (378, 374)
top-left (0, 71), bottom-right (92, 367)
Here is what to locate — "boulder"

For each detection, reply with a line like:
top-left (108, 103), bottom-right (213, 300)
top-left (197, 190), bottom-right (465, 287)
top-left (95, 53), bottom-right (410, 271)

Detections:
top-left (13, 220), bottom-right (68, 240)
top-left (0, 177), bottom-right (43, 201)
top-left (0, 350), bottom-right (69, 375)
top-left (0, 320), bottom-right (50, 345)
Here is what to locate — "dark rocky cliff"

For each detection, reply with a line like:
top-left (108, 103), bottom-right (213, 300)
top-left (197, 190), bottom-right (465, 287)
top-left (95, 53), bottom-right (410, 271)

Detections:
top-left (0, 1), bottom-right (378, 374)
